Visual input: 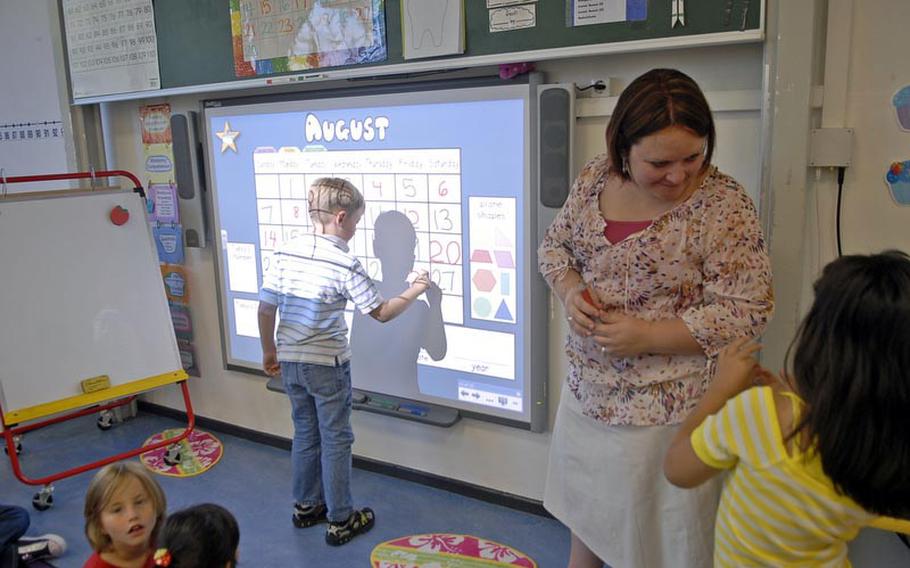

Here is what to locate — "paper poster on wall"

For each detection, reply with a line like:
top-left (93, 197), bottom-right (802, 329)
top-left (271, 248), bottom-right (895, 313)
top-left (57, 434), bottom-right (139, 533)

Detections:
top-left (886, 161), bottom-right (910, 206)
top-left (226, 242), bottom-right (260, 293)
top-left (231, 0), bottom-right (388, 77)
top-left (487, 0), bottom-right (534, 7)
top-left (233, 298), bottom-right (261, 338)
top-left (153, 225), bottom-right (185, 264)
top-left (140, 104), bottom-right (176, 186)
top-left (401, 0), bottom-right (465, 60)
top-left (671, 0), bottom-right (685, 27)
top-left (566, 0), bottom-right (647, 27)
top-left (169, 303), bottom-right (194, 340)
top-left (148, 184), bottom-right (179, 223)
top-left (0, 3), bottom-right (73, 193)
top-left (62, 0), bottom-right (160, 98)
top-left (489, 4), bottom-right (536, 32)
top-left (0, 120), bottom-right (70, 193)
top-left (161, 264), bottom-right (189, 304)
top-left (892, 86), bottom-right (910, 132)
top-left (177, 339), bottom-right (200, 377)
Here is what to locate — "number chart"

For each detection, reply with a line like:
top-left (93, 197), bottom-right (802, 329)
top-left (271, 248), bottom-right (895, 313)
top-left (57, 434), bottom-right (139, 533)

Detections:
top-left (253, 147), bottom-right (467, 325)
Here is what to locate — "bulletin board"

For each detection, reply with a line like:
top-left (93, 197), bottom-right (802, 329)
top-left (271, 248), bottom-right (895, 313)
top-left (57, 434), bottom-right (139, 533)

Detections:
top-left (70, 0), bottom-right (764, 102)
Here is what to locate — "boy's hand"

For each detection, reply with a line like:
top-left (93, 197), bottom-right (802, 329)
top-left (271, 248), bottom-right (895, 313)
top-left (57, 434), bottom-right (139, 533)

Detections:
top-left (262, 348), bottom-right (280, 377)
top-left (712, 337), bottom-right (761, 398)
top-left (411, 270), bottom-right (431, 294)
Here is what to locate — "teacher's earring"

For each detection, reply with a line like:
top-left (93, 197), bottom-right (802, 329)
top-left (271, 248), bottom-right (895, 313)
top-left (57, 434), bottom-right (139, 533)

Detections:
top-left (621, 158), bottom-right (631, 177)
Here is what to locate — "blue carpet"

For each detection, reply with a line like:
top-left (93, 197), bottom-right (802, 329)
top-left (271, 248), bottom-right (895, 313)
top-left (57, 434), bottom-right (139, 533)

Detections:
top-left (1, 411), bottom-right (568, 567)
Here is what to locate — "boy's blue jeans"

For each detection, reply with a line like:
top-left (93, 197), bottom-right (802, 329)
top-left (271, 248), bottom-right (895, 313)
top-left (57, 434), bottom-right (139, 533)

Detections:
top-left (280, 360), bottom-right (354, 523)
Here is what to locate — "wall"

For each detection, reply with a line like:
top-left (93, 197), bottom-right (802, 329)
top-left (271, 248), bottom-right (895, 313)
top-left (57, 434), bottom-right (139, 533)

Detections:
top-left (759, 0), bottom-right (910, 563)
top-left (813, 1), bottom-right (910, 564)
top-left (100, 43), bottom-right (764, 500)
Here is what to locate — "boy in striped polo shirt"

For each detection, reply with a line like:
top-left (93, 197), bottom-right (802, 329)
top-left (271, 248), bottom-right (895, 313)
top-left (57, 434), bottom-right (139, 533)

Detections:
top-left (258, 177), bottom-right (430, 546)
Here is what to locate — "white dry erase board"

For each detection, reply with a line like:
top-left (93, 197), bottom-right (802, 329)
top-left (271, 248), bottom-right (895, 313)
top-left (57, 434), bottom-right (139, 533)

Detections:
top-left (0, 190), bottom-right (185, 424)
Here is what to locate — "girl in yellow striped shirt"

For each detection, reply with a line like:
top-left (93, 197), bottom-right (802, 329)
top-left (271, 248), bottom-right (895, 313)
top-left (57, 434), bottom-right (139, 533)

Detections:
top-left (664, 250), bottom-right (910, 566)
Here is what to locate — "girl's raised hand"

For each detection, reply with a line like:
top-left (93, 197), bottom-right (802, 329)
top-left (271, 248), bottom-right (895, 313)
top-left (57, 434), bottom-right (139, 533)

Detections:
top-left (713, 337), bottom-right (762, 398)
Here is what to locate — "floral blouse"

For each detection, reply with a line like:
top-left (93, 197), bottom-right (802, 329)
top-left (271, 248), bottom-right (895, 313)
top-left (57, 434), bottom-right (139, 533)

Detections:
top-left (539, 154), bottom-right (774, 426)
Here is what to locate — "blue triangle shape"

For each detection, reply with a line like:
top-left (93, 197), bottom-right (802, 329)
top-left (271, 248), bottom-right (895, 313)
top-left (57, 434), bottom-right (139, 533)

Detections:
top-left (495, 299), bottom-right (513, 321)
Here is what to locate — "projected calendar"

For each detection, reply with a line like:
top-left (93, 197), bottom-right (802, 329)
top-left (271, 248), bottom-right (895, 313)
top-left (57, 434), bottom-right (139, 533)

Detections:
top-left (203, 79), bottom-right (546, 428)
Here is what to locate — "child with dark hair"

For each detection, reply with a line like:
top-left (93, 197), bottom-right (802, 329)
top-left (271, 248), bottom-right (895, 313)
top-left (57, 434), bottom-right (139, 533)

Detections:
top-left (664, 250), bottom-right (910, 566)
top-left (152, 504), bottom-right (238, 568)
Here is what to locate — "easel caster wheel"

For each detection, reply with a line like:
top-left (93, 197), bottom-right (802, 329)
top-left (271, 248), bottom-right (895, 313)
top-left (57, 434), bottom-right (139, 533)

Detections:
top-left (3, 441), bottom-right (22, 455)
top-left (163, 445), bottom-right (181, 466)
top-left (32, 491), bottom-right (53, 511)
top-left (97, 410), bottom-right (114, 431)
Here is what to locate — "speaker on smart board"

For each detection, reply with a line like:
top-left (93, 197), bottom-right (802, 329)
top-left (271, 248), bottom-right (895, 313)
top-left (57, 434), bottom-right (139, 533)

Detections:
top-left (171, 111), bottom-right (208, 248)
top-left (538, 84), bottom-right (574, 209)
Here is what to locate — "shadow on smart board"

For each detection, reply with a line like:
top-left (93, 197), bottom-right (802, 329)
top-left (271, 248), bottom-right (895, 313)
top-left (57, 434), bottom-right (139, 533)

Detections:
top-left (350, 210), bottom-right (446, 399)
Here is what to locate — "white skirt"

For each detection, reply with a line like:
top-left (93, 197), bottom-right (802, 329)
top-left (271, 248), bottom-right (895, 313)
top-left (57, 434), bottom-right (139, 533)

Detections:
top-left (544, 383), bottom-right (721, 568)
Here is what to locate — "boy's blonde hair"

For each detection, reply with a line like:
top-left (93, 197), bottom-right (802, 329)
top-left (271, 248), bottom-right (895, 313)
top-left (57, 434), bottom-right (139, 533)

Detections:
top-left (84, 461), bottom-right (167, 552)
top-left (308, 177), bottom-right (364, 225)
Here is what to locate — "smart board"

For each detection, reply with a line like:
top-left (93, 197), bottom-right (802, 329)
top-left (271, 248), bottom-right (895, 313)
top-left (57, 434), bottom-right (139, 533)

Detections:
top-left (204, 77), bottom-right (548, 430)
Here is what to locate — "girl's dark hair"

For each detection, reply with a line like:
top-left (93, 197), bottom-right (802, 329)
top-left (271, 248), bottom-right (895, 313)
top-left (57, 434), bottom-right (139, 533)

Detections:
top-left (605, 68), bottom-right (715, 179)
top-left (787, 250), bottom-right (910, 517)
top-left (158, 503), bottom-right (239, 568)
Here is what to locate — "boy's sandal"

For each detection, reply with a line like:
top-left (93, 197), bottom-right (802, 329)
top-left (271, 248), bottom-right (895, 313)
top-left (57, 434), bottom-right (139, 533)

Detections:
top-left (292, 503), bottom-right (328, 528)
top-left (325, 507), bottom-right (375, 546)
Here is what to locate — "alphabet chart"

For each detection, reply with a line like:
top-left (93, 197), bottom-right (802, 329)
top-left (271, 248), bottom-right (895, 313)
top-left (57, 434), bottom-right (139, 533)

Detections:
top-left (253, 147), bottom-right (466, 324)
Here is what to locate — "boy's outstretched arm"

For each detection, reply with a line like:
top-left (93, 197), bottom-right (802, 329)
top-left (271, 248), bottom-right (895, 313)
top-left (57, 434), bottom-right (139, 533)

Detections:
top-left (664, 338), bottom-right (760, 488)
top-left (258, 301), bottom-right (281, 376)
top-left (370, 271), bottom-right (431, 323)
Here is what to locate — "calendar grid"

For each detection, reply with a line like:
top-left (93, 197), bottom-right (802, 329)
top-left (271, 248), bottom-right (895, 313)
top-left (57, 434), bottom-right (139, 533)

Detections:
top-left (254, 148), bottom-right (463, 324)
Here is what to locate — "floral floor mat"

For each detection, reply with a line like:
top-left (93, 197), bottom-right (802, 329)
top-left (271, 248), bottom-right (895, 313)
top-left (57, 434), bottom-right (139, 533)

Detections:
top-left (371, 533), bottom-right (537, 567)
top-left (139, 428), bottom-right (223, 477)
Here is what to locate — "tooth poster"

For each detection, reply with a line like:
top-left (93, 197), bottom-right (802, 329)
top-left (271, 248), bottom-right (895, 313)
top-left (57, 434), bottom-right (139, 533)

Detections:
top-left (402, 0), bottom-right (465, 60)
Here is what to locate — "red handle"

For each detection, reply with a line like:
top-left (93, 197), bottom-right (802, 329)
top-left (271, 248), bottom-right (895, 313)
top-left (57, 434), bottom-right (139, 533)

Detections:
top-left (2, 170), bottom-right (145, 199)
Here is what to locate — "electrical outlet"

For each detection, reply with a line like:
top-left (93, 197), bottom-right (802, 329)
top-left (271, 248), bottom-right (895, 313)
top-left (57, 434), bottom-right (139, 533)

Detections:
top-left (808, 128), bottom-right (853, 167)
top-left (589, 79), bottom-right (610, 97)
top-left (576, 79), bottom-right (610, 98)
